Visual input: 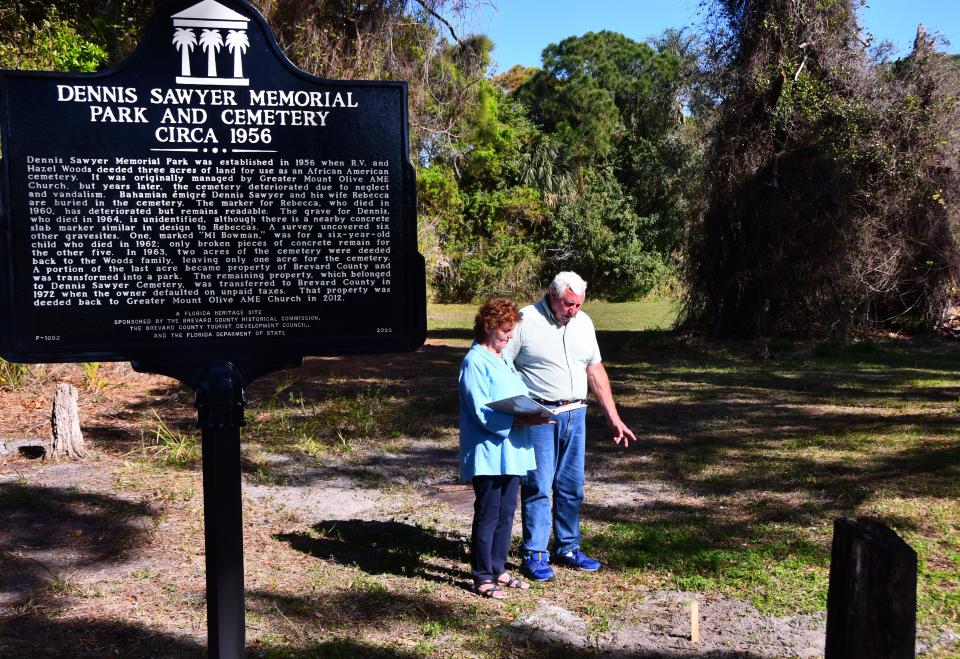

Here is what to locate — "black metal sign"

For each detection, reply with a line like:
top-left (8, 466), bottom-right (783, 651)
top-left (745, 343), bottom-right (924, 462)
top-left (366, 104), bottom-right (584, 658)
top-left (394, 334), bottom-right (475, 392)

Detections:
top-left (0, 0), bottom-right (426, 370)
top-left (0, 2), bottom-right (426, 656)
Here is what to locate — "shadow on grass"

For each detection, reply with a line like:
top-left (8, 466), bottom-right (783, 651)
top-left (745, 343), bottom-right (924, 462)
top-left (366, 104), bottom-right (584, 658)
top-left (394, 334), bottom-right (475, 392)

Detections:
top-left (248, 586), bottom-right (459, 627)
top-left (250, 640), bottom-right (762, 659)
top-left (246, 587), bottom-right (469, 656)
top-left (0, 484), bottom-right (183, 657)
top-left (250, 640), bottom-right (420, 658)
top-left (0, 616), bottom-right (204, 658)
top-left (81, 380), bottom-right (193, 454)
top-left (569, 332), bottom-right (960, 612)
top-left (75, 325), bottom-right (959, 621)
top-left (498, 645), bottom-right (768, 659)
top-left (583, 496), bottom-right (831, 611)
top-left (275, 519), bottom-right (467, 584)
top-left (246, 587), bottom-right (761, 659)
top-left (230, 329), bottom-right (960, 514)
top-left (0, 483), bottom-right (158, 611)
top-left (591, 361), bottom-right (960, 512)
top-left (235, 343), bottom-right (466, 486)
top-left (248, 343), bottom-right (466, 403)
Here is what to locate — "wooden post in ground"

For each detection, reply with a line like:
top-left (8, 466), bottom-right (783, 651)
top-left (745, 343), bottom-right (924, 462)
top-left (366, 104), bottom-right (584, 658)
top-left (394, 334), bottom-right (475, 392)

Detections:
top-left (50, 383), bottom-right (86, 459)
top-left (690, 599), bottom-right (700, 644)
top-left (825, 517), bottom-right (917, 659)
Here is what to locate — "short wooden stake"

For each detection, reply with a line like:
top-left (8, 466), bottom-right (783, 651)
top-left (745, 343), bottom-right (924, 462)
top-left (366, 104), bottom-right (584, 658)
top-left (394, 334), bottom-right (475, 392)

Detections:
top-left (690, 599), bottom-right (700, 643)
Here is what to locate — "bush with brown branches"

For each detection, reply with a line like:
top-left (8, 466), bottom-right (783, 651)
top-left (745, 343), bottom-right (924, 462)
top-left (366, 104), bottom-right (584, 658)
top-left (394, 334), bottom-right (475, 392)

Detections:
top-left (683, 0), bottom-right (960, 337)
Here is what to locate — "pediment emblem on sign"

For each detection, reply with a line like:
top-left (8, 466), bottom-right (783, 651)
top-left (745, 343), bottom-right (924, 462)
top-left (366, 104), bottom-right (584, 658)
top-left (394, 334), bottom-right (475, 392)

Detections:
top-left (171, 0), bottom-right (251, 87)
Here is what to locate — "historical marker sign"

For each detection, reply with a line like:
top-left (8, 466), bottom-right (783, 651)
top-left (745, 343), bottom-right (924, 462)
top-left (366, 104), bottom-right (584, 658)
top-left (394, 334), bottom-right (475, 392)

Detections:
top-left (1, 2), bottom-right (426, 654)
top-left (0, 0), bottom-right (425, 369)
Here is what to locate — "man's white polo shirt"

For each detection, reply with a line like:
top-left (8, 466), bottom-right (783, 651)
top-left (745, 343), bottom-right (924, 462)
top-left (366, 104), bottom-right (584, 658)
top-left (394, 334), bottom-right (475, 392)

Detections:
top-left (504, 296), bottom-right (601, 401)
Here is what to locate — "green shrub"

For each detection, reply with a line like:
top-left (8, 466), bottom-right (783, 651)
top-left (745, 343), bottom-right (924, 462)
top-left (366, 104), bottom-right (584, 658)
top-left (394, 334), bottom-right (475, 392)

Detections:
top-left (0, 7), bottom-right (107, 72)
top-left (0, 360), bottom-right (32, 391)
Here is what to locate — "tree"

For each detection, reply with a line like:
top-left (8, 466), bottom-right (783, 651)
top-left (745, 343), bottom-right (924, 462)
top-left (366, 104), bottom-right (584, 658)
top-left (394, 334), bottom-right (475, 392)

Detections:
top-left (512, 31), bottom-right (688, 299)
top-left (0, 0), bottom-right (156, 70)
top-left (648, 28), bottom-right (717, 121)
top-left (549, 168), bottom-right (671, 301)
top-left (0, 4), bottom-right (107, 72)
top-left (682, 0), bottom-right (960, 336)
top-left (516, 31), bottom-right (681, 166)
top-left (493, 64), bottom-right (537, 95)
top-left (50, 383), bottom-right (86, 460)
top-left (420, 39), bottom-right (553, 301)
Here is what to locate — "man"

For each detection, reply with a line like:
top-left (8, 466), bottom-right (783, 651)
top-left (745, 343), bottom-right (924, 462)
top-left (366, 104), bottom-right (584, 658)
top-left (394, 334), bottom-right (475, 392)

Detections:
top-left (505, 271), bottom-right (636, 581)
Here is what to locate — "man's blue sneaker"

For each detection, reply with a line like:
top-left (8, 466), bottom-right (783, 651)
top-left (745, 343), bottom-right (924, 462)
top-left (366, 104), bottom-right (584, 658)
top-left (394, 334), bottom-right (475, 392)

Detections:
top-left (553, 548), bottom-right (601, 572)
top-left (521, 552), bottom-right (556, 581)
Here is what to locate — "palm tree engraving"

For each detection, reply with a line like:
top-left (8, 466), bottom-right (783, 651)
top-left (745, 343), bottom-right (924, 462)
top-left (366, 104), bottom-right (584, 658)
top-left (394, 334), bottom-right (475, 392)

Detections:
top-left (172, 27), bottom-right (197, 77)
top-left (199, 29), bottom-right (224, 77)
top-left (226, 30), bottom-right (249, 78)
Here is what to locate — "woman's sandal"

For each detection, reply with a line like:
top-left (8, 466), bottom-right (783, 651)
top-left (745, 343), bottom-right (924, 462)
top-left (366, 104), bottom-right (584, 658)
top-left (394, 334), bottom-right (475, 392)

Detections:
top-left (474, 581), bottom-right (508, 599)
top-left (496, 573), bottom-right (530, 590)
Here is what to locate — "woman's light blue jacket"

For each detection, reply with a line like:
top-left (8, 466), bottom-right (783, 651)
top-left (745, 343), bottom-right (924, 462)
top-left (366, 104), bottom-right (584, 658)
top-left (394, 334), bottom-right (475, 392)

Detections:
top-left (458, 342), bottom-right (537, 482)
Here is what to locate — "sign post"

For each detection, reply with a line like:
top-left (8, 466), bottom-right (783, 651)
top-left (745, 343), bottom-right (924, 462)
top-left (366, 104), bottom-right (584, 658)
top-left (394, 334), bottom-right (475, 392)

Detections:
top-left (196, 362), bottom-right (247, 657)
top-left (0, 0), bottom-right (426, 655)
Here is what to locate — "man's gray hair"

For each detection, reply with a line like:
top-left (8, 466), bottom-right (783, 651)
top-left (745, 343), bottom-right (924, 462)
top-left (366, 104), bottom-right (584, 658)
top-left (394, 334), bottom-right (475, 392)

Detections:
top-left (549, 271), bottom-right (587, 298)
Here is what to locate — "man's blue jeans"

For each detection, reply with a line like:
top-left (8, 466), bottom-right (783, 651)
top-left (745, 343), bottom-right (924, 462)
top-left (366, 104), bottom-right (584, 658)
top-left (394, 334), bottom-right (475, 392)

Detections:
top-left (521, 406), bottom-right (587, 556)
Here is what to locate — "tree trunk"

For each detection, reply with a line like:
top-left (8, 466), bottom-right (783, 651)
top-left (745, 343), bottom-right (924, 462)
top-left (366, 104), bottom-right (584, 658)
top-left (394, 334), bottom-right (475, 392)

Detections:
top-left (50, 383), bottom-right (87, 460)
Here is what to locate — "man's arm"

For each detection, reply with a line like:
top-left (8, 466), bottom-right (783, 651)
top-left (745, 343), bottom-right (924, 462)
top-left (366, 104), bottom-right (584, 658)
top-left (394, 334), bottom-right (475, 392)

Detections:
top-left (586, 362), bottom-right (636, 447)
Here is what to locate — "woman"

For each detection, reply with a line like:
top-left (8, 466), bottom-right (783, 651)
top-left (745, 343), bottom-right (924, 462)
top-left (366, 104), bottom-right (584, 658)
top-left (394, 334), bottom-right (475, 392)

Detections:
top-left (459, 297), bottom-right (543, 599)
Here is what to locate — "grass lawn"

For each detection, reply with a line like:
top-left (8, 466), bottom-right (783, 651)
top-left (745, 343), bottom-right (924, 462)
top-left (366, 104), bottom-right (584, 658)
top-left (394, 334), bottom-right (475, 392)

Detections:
top-left (427, 298), bottom-right (678, 333)
top-left (584, 325), bottom-right (960, 638)
top-left (429, 301), bottom-right (959, 647)
top-left (242, 303), bottom-right (959, 653)
top-left (1, 300), bottom-right (958, 657)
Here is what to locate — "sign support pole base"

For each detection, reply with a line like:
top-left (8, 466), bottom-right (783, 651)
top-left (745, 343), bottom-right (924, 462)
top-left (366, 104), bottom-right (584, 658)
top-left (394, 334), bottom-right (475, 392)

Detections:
top-left (196, 362), bottom-right (247, 658)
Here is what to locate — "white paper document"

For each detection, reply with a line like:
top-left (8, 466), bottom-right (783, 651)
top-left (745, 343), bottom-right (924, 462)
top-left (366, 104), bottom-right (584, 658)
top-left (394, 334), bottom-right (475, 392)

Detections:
top-left (486, 395), bottom-right (586, 418)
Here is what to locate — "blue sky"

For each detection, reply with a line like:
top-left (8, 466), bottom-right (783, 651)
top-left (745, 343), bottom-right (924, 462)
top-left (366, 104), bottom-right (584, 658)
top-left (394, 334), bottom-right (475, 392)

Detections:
top-left (462, 1), bottom-right (960, 73)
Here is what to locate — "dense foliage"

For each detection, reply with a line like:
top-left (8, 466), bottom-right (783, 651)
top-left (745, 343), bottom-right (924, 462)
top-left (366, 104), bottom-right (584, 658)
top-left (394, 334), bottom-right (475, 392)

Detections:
top-left (510, 31), bottom-right (689, 300)
top-left (682, 0), bottom-right (960, 336)
top-left (421, 30), bottom-right (692, 301)
top-left (0, 1), bottom-right (157, 71)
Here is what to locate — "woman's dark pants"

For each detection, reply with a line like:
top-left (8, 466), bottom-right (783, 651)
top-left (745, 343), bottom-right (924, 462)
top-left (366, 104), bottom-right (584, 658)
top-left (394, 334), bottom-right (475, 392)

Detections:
top-left (471, 475), bottom-right (520, 585)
